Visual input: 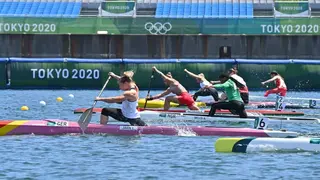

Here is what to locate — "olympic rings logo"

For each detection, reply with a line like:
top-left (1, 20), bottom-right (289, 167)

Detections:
top-left (144, 22), bottom-right (172, 35)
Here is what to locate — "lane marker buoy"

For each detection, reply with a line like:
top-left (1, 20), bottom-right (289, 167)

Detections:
top-left (56, 97), bottom-right (63, 102)
top-left (40, 101), bottom-right (46, 106)
top-left (21, 106), bottom-right (29, 111)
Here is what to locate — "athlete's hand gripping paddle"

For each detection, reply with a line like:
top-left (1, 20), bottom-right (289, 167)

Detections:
top-left (78, 76), bottom-right (112, 132)
top-left (144, 71), bottom-right (155, 109)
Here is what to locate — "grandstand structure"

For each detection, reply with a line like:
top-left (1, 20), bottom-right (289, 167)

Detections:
top-left (0, 0), bottom-right (319, 59)
top-left (0, 0), bottom-right (319, 17)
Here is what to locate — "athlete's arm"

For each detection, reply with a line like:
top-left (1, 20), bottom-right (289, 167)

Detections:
top-left (262, 76), bottom-right (277, 84)
top-left (213, 81), bottom-right (231, 89)
top-left (210, 81), bottom-right (221, 85)
top-left (96, 96), bottom-right (126, 103)
top-left (108, 72), bottom-right (121, 81)
top-left (152, 66), bottom-right (175, 83)
top-left (123, 90), bottom-right (137, 101)
top-left (149, 88), bottom-right (171, 100)
top-left (184, 69), bottom-right (202, 79)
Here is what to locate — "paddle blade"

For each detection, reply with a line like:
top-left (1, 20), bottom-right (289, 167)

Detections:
top-left (78, 108), bottom-right (93, 132)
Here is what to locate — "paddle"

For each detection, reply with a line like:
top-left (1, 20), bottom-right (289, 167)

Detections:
top-left (78, 76), bottom-right (112, 132)
top-left (143, 71), bottom-right (155, 109)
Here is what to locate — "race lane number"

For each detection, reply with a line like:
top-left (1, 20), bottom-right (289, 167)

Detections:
top-left (309, 100), bottom-right (317, 108)
top-left (275, 96), bottom-right (286, 111)
top-left (31, 69), bottom-right (100, 79)
top-left (254, 117), bottom-right (269, 130)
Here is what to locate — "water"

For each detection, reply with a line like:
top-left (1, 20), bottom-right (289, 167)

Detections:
top-left (1, 90), bottom-right (320, 180)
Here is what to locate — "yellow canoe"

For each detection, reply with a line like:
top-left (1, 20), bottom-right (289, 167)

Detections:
top-left (138, 98), bottom-right (206, 108)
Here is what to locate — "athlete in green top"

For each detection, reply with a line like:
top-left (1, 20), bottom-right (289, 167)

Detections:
top-left (205, 73), bottom-right (248, 118)
top-left (213, 79), bottom-right (242, 102)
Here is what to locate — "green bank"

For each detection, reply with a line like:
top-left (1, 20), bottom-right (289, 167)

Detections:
top-left (1, 17), bottom-right (320, 35)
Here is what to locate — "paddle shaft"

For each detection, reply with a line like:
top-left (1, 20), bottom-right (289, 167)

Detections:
top-left (144, 71), bottom-right (155, 109)
top-left (92, 75), bottom-right (112, 107)
top-left (78, 75), bottom-right (112, 131)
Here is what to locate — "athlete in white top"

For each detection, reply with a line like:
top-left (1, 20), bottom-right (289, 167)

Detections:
top-left (95, 71), bottom-right (146, 126)
top-left (184, 69), bottom-right (219, 101)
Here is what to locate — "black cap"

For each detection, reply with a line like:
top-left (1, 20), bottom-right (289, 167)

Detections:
top-left (219, 73), bottom-right (229, 79)
top-left (270, 71), bottom-right (278, 75)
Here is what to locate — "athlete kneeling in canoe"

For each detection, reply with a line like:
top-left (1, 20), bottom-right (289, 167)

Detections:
top-left (207, 73), bottom-right (248, 118)
top-left (147, 66), bottom-right (200, 111)
top-left (228, 68), bottom-right (249, 104)
top-left (261, 71), bottom-right (287, 97)
top-left (95, 73), bottom-right (147, 126)
top-left (184, 69), bottom-right (219, 102)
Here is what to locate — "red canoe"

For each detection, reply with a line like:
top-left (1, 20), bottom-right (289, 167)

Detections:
top-left (74, 108), bottom-right (304, 116)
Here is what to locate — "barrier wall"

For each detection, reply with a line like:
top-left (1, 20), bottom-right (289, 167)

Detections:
top-left (0, 58), bottom-right (6, 88)
top-left (9, 58), bottom-right (122, 88)
top-left (6, 58), bottom-right (320, 89)
top-left (3, 35), bottom-right (320, 59)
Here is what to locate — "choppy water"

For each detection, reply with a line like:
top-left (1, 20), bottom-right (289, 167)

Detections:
top-left (1, 90), bottom-right (320, 180)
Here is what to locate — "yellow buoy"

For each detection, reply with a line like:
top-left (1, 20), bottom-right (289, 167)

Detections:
top-left (21, 106), bottom-right (29, 111)
top-left (56, 97), bottom-right (63, 102)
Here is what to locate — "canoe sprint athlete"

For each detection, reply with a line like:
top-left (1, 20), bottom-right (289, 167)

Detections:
top-left (228, 68), bottom-right (249, 104)
top-left (95, 72), bottom-right (147, 126)
top-left (206, 73), bottom-right (248, 118)
top-left (146, 66), bottom-right (200, 111)
top-left (261, 71), bottom-right (287, 97)
top-left (184, 69), bottom-right (219, 102)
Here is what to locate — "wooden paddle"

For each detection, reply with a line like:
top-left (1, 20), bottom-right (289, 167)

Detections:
top-left (78, 76), bottom-right (112, 132)
top-left (144, 71), bottom-right (155, 109)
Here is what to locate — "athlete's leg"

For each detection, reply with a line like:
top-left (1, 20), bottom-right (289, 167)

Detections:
top-left (100, 108), bottom-right (123, 124)
top-left (264, 88), bottom-right (280, 97)
top-left (207, 88), bottom-right (219, 101)
top-left (128, 118), bottom-right (147, 126)
top-left (209, 101), bottom-right (231, 116)
top-left (164, 95), bottom-right (179, 110)
top-left (193, 89), bottom-right (205, 101)
top-left (241, 93), bottom-right (249, 104)
top-left (188, 103), bottom-right (200, 110)
top-left (231, 101), bottom-right (248, 118)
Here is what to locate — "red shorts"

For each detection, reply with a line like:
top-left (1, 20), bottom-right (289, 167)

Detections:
top-left (264, 87), bottom-right (287, 97)
top-left (177, 92), bottom-right (195, 108)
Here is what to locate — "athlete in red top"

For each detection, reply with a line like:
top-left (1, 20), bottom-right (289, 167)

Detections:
top-left (261, 71), bottom-right (287, 97)
top-left (147, 66), bottom-right (200, 111)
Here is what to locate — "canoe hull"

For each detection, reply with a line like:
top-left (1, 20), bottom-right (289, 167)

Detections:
top-left (215, 137), bottom-right (320, 153)
top-left (0, 120), bottom-right (298, 137)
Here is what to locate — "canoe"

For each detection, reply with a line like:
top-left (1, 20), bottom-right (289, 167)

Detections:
top-left (204, 100), bottom-right (315, 109)
top-left (73, 108), bottom-right (305, 116)
top-left (215, 137), bottom-right (320, 153)
top-left (0, 120), bottom-right (298, 137)
top-left (129, 111), bottom-right (319, 124)
top-left (138, 99), bottom-right (206, 108)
